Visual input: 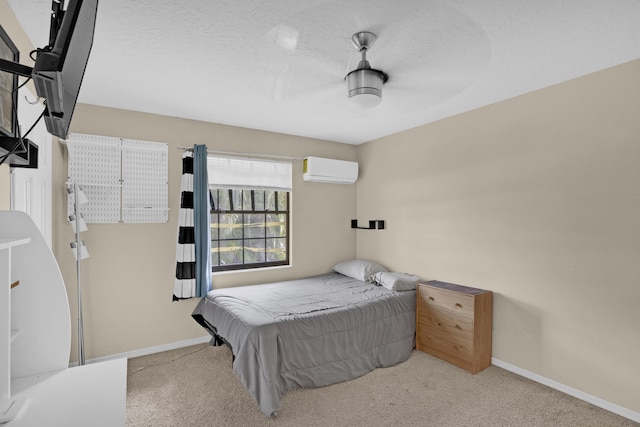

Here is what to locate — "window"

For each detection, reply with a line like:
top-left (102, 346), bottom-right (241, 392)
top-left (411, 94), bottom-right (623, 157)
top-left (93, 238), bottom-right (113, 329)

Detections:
top-left (210, 189), bottom-right (289, 271)
top-left (207, 155), bottom-right (292, 272)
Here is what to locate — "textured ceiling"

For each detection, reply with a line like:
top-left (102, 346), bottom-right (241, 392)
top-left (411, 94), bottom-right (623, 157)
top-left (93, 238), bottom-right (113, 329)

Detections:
top-left (7, 0), bottom-right (640, 144)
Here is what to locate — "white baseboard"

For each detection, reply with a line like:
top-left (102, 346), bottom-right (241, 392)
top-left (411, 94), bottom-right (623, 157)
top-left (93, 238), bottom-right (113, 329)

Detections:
top-left (70, 335), bottom-right (211, 367)
top-left (492, 357), bottom-right (640, 423)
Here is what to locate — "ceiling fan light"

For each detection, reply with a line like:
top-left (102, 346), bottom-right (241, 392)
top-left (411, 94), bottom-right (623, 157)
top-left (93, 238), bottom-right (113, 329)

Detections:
top-left (346, 68), bottom-right (386, 109)
top-left (348, 91), bottom-right (382, 108)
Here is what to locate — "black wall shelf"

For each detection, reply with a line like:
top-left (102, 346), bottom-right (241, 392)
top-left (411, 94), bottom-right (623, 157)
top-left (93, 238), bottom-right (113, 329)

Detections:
top-left (351, 219), bottom-right (385, 230)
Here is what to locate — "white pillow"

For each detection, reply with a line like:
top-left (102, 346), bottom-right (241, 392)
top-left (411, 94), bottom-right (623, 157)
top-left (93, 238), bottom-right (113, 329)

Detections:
top-left (332, 259), bottom-right (388, 282)
top-left (370, 272), bottom-right (421, 291)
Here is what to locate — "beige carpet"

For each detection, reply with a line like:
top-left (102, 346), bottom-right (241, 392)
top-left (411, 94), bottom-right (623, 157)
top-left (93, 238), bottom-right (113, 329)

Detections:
top-left (126, 344), bottom-right (635, 427)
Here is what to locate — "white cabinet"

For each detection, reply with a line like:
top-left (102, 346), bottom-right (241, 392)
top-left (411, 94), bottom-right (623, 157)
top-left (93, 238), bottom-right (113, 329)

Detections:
top-left (0, 211), bottom-right (125, 425)
top-left (1, 237), bottom-right (30, 422)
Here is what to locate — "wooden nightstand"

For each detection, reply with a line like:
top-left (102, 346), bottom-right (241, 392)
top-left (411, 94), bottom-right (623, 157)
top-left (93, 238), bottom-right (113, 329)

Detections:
top-left (416, 281), bottom-right (493, 374)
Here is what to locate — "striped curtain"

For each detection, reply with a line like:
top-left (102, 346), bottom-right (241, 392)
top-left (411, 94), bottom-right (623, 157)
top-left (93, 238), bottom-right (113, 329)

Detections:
top-left (173, 145), bottom-right (211, 300)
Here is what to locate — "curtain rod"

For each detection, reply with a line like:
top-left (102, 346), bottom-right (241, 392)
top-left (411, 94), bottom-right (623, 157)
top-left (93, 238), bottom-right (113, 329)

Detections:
top-left (177, 146), bottom-right (301, 161)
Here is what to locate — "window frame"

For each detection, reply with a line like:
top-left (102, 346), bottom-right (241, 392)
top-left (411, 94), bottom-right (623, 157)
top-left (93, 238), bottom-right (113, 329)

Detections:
top-left (210, 188), bottom-right (290, 272)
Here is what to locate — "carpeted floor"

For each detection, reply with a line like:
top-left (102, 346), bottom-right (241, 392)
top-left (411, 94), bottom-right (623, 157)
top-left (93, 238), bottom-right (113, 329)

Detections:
top-left (126, 344), bottom-right (636, 426)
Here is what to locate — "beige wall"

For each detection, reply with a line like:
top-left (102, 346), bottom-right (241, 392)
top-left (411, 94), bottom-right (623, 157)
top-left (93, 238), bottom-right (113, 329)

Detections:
top-left (0, 2), bottom-right (32, 64)
top-left (52, 105), bottom-right (358, 360)
top-left (355, 59), bottom-right (640, 413)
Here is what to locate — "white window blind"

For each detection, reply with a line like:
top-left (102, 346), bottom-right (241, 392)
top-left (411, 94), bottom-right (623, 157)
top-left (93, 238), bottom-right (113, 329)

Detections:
top-left (66, 133), bottom-right (169, 223)
top-left (207, 155), bottom-right (292, 191)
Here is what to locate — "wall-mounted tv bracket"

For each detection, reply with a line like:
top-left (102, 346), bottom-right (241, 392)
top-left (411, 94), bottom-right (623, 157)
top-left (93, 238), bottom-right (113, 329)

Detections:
top-left (0, 58), bottom-right (33, 78)
top-left (0, 59), bottom-right (38, 168)
top-left (0, 0), bottom-right (62, 77)
top-left (0, 55), bottom-right (38, 168)
top-left (351, 219), bottom-right (385, 230)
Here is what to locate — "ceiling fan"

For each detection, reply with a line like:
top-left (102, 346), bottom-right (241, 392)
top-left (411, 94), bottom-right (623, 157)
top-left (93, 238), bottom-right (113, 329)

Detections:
top-left (260, 4), bottom-right (491, 116)
top-left (286, 30), bottom-right (482, 112)
top-left (344, 31), bottom-right (388, 109)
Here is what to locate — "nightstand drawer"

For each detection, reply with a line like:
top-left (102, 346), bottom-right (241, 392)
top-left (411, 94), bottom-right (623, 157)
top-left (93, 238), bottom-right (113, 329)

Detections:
top-left (417, 306), bottom-right (473, 342)
top-left (417, 286), bottom-right (474, 318)
top-left (417, 325), bottom-right (474, 362)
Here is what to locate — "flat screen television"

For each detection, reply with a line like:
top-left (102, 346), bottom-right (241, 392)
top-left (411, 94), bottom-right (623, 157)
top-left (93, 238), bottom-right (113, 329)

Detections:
top-left (32, 0), bottom-right (99, 140)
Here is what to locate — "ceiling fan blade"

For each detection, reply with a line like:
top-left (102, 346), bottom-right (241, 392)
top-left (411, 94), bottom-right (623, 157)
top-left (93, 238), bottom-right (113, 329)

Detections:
top-left (285, 80), bottom-right (344, 104)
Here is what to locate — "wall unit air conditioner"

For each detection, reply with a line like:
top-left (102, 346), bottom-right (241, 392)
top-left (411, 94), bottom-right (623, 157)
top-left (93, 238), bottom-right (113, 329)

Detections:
top-left (303, 156), bottom-right (358, 184)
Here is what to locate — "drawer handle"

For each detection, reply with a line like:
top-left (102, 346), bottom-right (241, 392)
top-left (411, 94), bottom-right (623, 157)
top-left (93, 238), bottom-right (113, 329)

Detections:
top-left (455, 324), bottom-right (462, 330)
top-left (455, 303), bottom-right (463, 308)
top-left (429, 297), bottom-right (435, 301)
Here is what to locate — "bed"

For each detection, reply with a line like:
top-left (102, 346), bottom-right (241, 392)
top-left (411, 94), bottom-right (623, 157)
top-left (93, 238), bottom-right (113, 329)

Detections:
top-left (191, 260), bottom-right (419, 417)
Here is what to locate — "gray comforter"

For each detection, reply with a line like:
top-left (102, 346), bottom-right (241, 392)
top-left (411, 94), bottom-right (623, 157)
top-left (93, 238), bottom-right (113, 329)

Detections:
top-left (192, 272), bottom-right (416, 416)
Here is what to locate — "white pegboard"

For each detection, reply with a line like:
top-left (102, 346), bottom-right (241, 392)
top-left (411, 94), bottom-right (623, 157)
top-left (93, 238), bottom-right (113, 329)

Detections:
top-left (122, 138), bottom-right (169, 223)
top-left (67, 136), bottom-right (121, 223)
top-left (66, 133), bottom-right (168, 223)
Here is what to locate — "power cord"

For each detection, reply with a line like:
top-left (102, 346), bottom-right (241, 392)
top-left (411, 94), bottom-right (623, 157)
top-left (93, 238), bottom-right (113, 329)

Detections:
top-left (127, 345), bottom-right (207, 377)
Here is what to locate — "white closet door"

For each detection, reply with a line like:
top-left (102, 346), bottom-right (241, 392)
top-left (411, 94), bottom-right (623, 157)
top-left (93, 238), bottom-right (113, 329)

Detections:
top-left (10, 87), bottom-right (52, 249)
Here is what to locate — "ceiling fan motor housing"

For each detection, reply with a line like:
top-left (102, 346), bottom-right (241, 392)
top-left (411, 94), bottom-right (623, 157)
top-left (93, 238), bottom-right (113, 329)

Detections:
top-left (346, 67), bottom-right (387, 98)
top-left (345, 31), bottom-right (388, 108)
